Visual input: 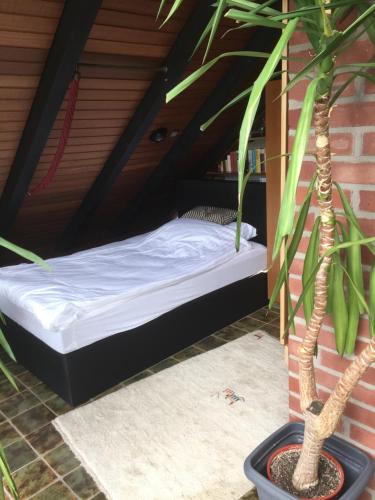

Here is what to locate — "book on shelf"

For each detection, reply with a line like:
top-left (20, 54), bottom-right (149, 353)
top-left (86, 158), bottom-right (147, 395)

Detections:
top-left (209, 143), bottom-right (266, 179)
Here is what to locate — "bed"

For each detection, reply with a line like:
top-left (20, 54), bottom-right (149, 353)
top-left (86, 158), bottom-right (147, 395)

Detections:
top-left (0, 179), bottom-right (268, 405)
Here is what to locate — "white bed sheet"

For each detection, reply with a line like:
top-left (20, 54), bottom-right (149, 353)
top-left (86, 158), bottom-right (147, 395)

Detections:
top-left (0, 219), bottom-right (267, 354)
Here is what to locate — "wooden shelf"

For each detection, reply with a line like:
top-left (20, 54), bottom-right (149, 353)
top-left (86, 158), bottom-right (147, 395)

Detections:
top-left (204, 172), bottom-right (266, 183)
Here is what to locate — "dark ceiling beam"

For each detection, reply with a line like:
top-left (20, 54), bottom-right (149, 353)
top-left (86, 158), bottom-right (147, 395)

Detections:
top-left (0, 0), bottom-right (102, 235)
top-left (117, 28), bottom-right (279, 233)
top-left (59, 2), bottom-right (214, 250)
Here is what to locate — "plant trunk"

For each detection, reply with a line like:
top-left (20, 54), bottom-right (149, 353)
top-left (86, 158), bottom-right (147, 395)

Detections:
top-left (293, 410), bottom-right (325, 490)
top-left (293, 78), bottom-right (375, 491)
top-left (294, 91), bottom-right (335, 490)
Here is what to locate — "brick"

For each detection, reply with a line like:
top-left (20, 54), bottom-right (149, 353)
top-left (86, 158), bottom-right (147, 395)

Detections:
top-left (360, 190), bottom-right (375, 212)
top-left (320, 349), bottom-right (375, 386)
top-left (295, 184), bottom-right (348, 209)
top-left (299, 161), bottom-right (375, 185)
top-left (362, 133), bottom-right (375, 156)
top-left (289, 393), bottom-right (301, 414)
top-left (289, 276), bottom-right (302, 296)
top-left (350, 423), bottom-right (375, 450)
top-left (289, 79), bottom-right (309, 104)
top-left (289, 257), bottom-right (304, 276)
top-left (364, 77), bottom-right (375, 95)
top-left (289, 375), bottom-right (300, 394)
top-left (290, 30), bottom-right (309, 46)
top-left (289, 412), bottom-right (303, 423)
top-left (288, 357), bottom-right (299, 376)
top-left (288, 50), bottom-right (312, 74)
top-left (332, 73), bottom-right (356, 98)
top-left (336, 40), bottom-right (374, 66)
top-left (346, 402), bottom-right (375, 430)
top-left (358, 490), bottom-right (373, 500)
top-left (330, 102), bottom-right (375, 128)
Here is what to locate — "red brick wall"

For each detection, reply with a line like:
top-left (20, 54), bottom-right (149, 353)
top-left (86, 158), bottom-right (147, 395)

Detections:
top-left (287, 30), bottom-right (375, 499)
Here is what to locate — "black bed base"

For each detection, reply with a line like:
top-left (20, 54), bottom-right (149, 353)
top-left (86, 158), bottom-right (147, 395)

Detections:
top-left (5, 272), bottom-right (267, 406)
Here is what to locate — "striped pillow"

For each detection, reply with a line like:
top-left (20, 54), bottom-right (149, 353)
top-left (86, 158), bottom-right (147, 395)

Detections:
top-left (181, 206), bottom-right (237, 225)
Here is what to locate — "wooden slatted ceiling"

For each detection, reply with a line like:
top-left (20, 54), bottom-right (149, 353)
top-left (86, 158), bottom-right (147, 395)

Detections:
top-left (0, 0), bottom-right (253, 257)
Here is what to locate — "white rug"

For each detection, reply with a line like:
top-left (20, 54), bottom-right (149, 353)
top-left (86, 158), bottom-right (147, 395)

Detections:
top-left (54, 331), bottom-right (288, 500)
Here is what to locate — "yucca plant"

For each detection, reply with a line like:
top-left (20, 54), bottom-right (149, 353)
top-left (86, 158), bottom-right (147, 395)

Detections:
top-left (159, 0), bottom-right (375, 493)
top-left (0, 240), bottom-right (47, 499)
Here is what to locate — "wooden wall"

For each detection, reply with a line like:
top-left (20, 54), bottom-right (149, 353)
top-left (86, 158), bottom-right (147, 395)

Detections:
top-left (0, 0), bottom-right (255, 260)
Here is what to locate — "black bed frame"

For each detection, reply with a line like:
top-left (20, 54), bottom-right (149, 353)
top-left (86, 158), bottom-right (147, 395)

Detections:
top-left (4, 179), bottom-right (268, 406)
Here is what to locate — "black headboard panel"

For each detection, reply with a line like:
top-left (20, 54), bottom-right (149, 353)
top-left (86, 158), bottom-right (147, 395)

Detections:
top-left (175, 179), bottom-right (267, 246)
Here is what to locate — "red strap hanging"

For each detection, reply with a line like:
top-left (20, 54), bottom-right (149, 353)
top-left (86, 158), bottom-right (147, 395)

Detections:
top-left (28, 71), bottom-right (80, 196)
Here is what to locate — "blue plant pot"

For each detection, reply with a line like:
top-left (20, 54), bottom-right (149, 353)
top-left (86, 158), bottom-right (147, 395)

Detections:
top-left (244, 422), bottom-right (374, 499)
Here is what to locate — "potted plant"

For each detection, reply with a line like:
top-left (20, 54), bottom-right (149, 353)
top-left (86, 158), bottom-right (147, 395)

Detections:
top-left (159, 0), bottom-right (375, 497)
top-left (0, 239), bottom-right (47, 499)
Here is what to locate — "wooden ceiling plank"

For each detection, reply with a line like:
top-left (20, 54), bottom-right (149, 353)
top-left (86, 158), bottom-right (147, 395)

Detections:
top-left (117, 29), bottom-right (279, 233)
top-left (0, 0), bottom-right (102, 234)
top-left (59, 2), bottom-right (214, 249)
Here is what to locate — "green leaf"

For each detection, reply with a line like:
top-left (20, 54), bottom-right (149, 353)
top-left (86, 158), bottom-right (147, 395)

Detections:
top-left (285, 235), bottom-right (375, 333)
top-left (269, 173), bottom-right (316, 309)
top-left (201, 86), bottom-right (253, 131)
top-left (156, 0), bottom-right (168, 20)
top-left (340, 262), bottom-right (374, 335)
top-left (0, 237), bottom-right (49, 269)
top-left (272, 77), bottom-right (318, 260)
top-left (0, 444), bottom-right (18, 499)
top-left (166, 50), bottom-right (270, 103)
top-left (285, 2), bottom-right (375, 93)
top-left (225, 8), bottom-right (285, 29)
top-left (357, 2), bottom-right (375, 45)
top-left (226, 0), bottom-right (281, 15)
top-left (203, 0), bottom-right (226, 63)
top-left (0, 327), bottom-right (16, 362)
top-left (235, 17), bottom-right (299, 250)
top-left (0, 360), bottom-right (18, 392)
top-left (334, 181), bottom-right (375, 256)
top-left (190, 13), bottom-right (215, 60)
top-left (159, 0), bottom-right (183, 27)
top-left (302, 216), bottom-right (321, 323)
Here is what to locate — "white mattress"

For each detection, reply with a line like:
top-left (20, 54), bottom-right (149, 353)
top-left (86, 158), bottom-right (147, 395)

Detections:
top-left (0, 219), bottom-right (267, 354)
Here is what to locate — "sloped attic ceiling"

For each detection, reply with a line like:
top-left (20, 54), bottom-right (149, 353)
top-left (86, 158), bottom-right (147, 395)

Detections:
top-left (0, 0), bottom-right (275, 261)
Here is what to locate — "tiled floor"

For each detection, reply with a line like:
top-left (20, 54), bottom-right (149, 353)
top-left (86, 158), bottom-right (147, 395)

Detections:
top-left (0, 305), bottom-right (280, 499)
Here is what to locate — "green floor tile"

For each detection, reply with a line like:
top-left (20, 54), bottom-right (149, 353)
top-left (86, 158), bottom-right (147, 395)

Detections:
top-left (6, 361), bottom-right (27, 376)
top-left (12, 404), bottom-right (55, 435)
top-left (195, 335), bottom-right (226, 351)
top-left (12, 459), bottom-right (57, 498)
top-left (17, 371), bottom-right (42, 388)
top-left (31, 382), bottom-right (56, 402)
top-left (0, 389), bottom-right (39, 419)
top-left (4, 438), bottom-right (37, 472)
top-left (261, 322), bottom-right (280, 339)
top-left (45, 395), bottom-right (72, 416)
top-left (150, 357), bottom-right (178, 373)
top-left (240, 487), bottom-right (259, 499)
top-left (123, 369), bottom-right (153, 385)
top-left (0, 379), bottom-right (17, 403)
top-left (64, 466), bottom-right (99, 498)
top-left (27, 423), bottom-right (63, 455)
top-left (32, 480), bottom-right (76, 500)
top-left (250, 307), bottom-right (279, 323)
top-left (234, 316), bottom-right (266, 332)
top-left (0, 421), bottom-right (21, 447)
top-left (45, 443), bottom-right (80, 476)
top-left (173, 345), bottom-right (202, 361)
top-left (216, 325), bottom-right (246, 342)
top-left (91, 493), bottom-right (107, 500)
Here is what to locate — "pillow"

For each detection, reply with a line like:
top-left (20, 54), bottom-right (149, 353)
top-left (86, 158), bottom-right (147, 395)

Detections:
top-left (227, 221), bottom-right (257, 240)
top-left (181, 205), bottom-right (237, 225)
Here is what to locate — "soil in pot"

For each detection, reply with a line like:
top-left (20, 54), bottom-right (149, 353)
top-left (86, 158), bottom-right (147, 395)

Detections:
top-left (268, 446), bottom-right (344, 499)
